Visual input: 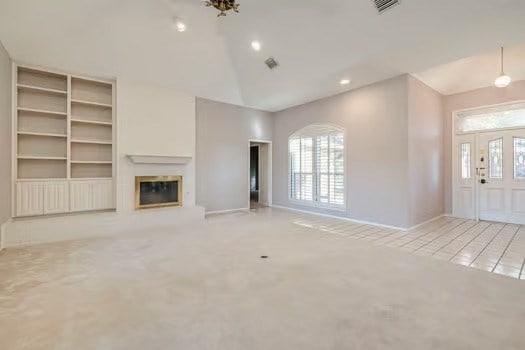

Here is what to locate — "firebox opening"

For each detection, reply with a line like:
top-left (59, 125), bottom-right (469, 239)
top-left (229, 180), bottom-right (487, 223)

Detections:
top-left (135, 176), bottom-right (182, 210)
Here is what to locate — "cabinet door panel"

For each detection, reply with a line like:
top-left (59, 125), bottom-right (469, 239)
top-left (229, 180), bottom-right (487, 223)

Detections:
top-left (43, 181), bottom-right (69, 214)
top-left (92, 179), bottom-right (114, 210)
top-left (70, 180), bottom-right (114, 212)
top-left (16, 182), bottom-right (44, 217)
top-left (70, 181), bottom-right (93, 212)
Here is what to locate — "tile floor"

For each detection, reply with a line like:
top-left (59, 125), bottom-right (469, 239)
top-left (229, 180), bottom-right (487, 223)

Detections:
top-left (280, 212), bottom-right (525, 280)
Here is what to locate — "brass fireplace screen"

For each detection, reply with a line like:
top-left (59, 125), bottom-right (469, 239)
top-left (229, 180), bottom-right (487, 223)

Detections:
top-left (135, 176), bottom-right (182, 210)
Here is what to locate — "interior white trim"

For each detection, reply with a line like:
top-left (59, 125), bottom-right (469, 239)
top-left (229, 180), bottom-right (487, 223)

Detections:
top-left (406, 215), bottom-right (444, 231)
top-left (271, 204), bottom-right (408, 231)
top-left (126, 154), bottom-right (192, 165)
top-left (0, 219), bottom-right (12, 250)
top-left (206, 208), bottom-right (250, 215)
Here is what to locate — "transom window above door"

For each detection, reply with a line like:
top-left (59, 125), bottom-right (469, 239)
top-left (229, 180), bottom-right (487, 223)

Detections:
top-left (289, 124), bottom-right (345, 209)
top-left (456, 102), bottom-right (525, 133)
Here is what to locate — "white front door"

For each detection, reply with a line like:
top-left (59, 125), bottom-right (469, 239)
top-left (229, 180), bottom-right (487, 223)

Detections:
top-left (477, 129), bottom-right (525, 224)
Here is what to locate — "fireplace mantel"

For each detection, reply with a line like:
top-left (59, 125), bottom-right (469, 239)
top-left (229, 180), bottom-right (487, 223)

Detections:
top-left (126, 154), bottom-right (192, 165)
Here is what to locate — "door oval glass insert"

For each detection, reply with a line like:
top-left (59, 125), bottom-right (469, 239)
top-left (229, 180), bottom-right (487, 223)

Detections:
top-left (489, 138), bottom-right (503, 180)
top-left (514, 137), bottom-right (525, 179)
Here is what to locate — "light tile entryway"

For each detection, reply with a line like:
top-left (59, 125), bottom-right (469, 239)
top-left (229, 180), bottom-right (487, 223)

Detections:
top-left (283, 213), bottom-right (525, 280)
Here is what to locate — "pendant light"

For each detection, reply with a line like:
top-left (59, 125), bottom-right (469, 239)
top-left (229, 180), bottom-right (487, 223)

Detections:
top-left (494, 47), bottom-right (511, 88)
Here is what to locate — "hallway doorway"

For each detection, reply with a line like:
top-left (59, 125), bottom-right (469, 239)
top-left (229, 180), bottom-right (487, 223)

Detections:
top-left (249, 140), bottom-right (272, 209)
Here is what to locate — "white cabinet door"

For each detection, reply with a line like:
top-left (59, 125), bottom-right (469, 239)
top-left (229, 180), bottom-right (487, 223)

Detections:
top-left (92, 179), bottom-right (114, 210)
top-left (70, 181), bottom-right (94, 212)
top-left (70, 179), bottom-right (114, 212)
top-left (43, 181), bottom-right (69, 215)
top-left (16, 181), bottom-right (44, 217)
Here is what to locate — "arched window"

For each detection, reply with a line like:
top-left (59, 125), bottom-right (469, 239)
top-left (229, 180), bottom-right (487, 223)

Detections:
top-left (289, 124), bottom-right (345, 209)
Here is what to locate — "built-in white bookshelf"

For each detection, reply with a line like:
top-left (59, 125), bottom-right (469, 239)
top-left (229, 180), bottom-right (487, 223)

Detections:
top-left (70, 76), bottom-right (113, 179)
top-left (15, 66), bottom-right (114, 180)
top-left (13, 64), bottom-right (115, 217)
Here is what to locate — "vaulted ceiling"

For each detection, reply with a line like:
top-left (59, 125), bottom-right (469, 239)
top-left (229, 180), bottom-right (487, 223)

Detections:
top-left (414, 42), bottom-right (525, 95)
top-left (1, 0), bottom-right (525, 111)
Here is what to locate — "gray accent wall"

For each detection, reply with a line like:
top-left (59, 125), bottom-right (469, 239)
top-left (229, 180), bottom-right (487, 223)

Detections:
top-left (0, 41), bottom-right (11, 228)
top-left (273, 75), bottom-right (412, 228)
top-left (196, 98), bottom-right (273, 212)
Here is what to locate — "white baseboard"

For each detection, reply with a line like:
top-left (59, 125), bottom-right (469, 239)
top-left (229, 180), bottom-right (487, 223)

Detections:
top-left (271, 204), bottom-right (409, 231)
top-left (206, 208), bottom-right (249, 216)
top-left (406, 215), bottom-right (444, 231)
top-left (3, 206), bottom-right (205, 248)
top-left (0, 218), bottom-right (12, 251)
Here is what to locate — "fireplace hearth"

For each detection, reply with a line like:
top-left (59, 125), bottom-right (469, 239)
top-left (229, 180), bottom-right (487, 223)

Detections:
top-left (135, 176), bottom-right (182, 209)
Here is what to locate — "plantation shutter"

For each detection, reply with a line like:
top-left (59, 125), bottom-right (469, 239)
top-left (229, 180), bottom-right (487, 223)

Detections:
top-left (316, 133), bottom-right (345, 206)
top-left (289, 124), bottom-right (345, 209)
top-left (290, 136), bottom-right (313, 202)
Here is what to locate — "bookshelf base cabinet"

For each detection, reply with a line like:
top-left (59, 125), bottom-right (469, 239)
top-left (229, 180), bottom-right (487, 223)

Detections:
top-left (15, 180), bottom-right (114, 217)
top-left (43, 181), bottom-right (69, 215)
top-left (16, 181), bottom-right (45, 217)
top-left (70, 179), bottom-right (113, 213)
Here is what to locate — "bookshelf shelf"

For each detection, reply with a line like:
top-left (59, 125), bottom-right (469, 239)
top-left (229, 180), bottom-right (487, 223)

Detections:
top-left (17, 131), bottom-right (67, 138)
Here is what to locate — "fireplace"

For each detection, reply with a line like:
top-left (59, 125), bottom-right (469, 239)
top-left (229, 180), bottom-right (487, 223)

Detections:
top-left (135, 176), bottom-right (182, 209)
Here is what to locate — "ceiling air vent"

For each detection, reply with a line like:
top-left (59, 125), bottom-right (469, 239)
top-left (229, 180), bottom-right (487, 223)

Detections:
top-left (373, 0), bottom-right (400, 13)
top-left (265, 57), bottom-right (279, 70)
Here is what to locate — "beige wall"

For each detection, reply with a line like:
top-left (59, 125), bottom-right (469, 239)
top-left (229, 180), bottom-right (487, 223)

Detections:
top-left (0, 41), bottom-right (11, 227)
top-left (443, 80), bottom-right (525, 214)
top-left (273, 75), bottom-right (412, 228)
top-left (196, 98), bottom-right (273, 212)
top-left (408, 76), bottom-right (443, 226)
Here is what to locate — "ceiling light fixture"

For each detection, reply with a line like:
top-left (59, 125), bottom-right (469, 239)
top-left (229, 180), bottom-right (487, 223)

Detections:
top-left (174, 18), bottom-right (187, 32)
top-left (494, 47), bottom-right (511, 88)
top-left (251, 41), bottom-right (261, 51)
top-left (205, 0), bottom-right (240, 17)
top-left (340, 79), bottom-right (350, 86)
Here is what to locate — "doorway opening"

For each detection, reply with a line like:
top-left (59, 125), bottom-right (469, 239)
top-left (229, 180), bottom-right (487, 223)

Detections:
top-left (250, 145), bottom-right (259, 204)
top-left (453, 101), bottom-right (525, 224)
top-left (249, 140), bottom-right (272, 210)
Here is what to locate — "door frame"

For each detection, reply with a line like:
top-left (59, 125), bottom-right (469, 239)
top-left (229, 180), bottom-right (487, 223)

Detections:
top-left (451, 100), bottom-right (525, 221)
top-left (247, 139), bottom-right (272, 209)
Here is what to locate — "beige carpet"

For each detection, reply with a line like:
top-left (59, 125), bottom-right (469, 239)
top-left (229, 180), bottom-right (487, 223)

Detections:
top-left (1, 208), bottom-right (524, 350)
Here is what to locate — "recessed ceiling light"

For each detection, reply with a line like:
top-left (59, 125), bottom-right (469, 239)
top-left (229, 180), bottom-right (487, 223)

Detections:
top-left (251, 41), bottom-right (261, 51)
top-left (175, 19), bottom-right (187, 32)
top-left (340, 79), bottom-right (350, 85)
